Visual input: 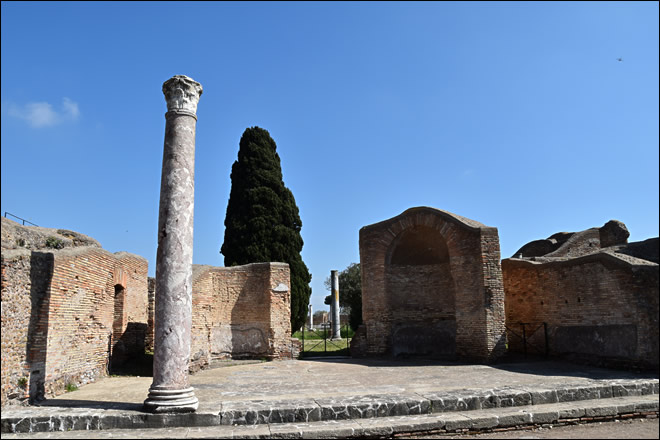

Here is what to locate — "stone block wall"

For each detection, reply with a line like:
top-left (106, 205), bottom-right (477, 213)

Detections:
top-left (503, 254), bottom-right (659, 369)
top-left (148, 262), bottom-right (295, 372)
top-left (1, 246), bottom-right (148, 406)
top-left (355, 207), bottom-right (506, 362)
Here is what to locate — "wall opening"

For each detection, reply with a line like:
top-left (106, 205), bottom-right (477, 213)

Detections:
top-left (110, 284), bottom-right (126, 371)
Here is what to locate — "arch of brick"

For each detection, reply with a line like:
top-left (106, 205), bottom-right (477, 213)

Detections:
top-left (353, 207), bottom-right (506, 362)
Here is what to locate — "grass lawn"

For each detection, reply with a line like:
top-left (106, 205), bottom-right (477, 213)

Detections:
top-left (301, 339), bottom-right (350, 357)
top-left (293, 327), bottom-right (353, 357)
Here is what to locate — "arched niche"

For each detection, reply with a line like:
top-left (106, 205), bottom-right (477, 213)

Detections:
top-left (385, 225), bottom-right (457, 358)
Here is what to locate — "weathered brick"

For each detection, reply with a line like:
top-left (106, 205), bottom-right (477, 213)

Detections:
top-left (354, 207), bottom-right (506, 362)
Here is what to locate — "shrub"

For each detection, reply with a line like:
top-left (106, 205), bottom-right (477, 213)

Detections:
top-left (45, 236), bottom-right (65, 249)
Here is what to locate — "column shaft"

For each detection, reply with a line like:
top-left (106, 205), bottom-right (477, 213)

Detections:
top-left (144, 75), bottom-right (202, 413)
top-left (331, 270), bottom-right (341, 339)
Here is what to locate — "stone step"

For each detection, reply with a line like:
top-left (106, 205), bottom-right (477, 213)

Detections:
top-left (2, 379), bottom-right (658, 434)
top-left (1, 395), bottom-right (658, 439)
top-left (218, 380), bottom-right (659, 425)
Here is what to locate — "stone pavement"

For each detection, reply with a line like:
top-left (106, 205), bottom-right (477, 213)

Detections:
top-left (1, 358), bottom-right (658, 438)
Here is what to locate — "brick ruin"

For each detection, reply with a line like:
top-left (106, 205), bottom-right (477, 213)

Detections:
top-left (2, 207), bottom-right (658, 406)
top-left (352, 208), bottom-right (658, 370)
top-left (351, 207), bottom-right (507, 362)
top-left (1, 218), bottom-right (296, 406)
top-left (168, 262), bottom-right (298, 372)
top-left (1, 217), bottom-right (148, 406)
top-left (502, 220), bottom-right (659, 370)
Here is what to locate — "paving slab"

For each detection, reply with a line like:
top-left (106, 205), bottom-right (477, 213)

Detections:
top-left (1, 358), bottom-right (657, 435)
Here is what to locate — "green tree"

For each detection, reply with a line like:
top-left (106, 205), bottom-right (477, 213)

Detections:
top-left (221, 126), bottom-right (312, 333)
top-left (324, 263), bottom-right (362, 330)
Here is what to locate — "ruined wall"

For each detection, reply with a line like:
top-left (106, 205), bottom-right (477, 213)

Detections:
top-left (146, 262), bottom-right (294, 372)
top-left (1, 250), bottom-right (51, 406)
top-left (504, 220), bottom-right (658, 369)
top-left (503, 253), bottom-right (659, 369)
top-left (355, 207), bottom-right (506, 362)
top-left (1, 218), bottom-right (149, 406)
top-left (145, 277), bottom-right (156, 353)
top-left (44, 248), bottom-right (148, 395)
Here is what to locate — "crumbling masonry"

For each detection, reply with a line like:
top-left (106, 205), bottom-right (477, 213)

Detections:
top-left (352, 208), bottom-right (658, 371)
top-left (1, 217), bottom-right (296, 407)
top-left (351, 207), bottom-right (507, 362)
top-left (502, 220), bottom-right (659, 369)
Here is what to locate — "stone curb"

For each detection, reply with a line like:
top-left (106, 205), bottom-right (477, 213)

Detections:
top-left (0, 395), bottom-right (657, 439)
top-left (2, 379), bottom-right (658, 434)
top-left (215, 380), bottom-right (659, 426)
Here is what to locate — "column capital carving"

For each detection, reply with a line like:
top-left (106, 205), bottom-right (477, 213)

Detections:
top-left (162, 75), bottom-right (203, 114)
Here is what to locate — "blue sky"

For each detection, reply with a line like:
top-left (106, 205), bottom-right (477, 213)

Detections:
top-left (2, 1), bottom-right (658, 314)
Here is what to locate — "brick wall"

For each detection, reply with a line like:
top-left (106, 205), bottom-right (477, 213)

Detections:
top-left (148, 262), bottom-right (294, 373)
top-left (502, 254), bottom-right (659, 369)
top-left (145, 277), bottom-right (156, 352)
top-left (1, 247), bottom-right (148, 406)
top-left (1, 250), bottom-right (51, 406)
top-left (355, 207), bottom-right (506, 362)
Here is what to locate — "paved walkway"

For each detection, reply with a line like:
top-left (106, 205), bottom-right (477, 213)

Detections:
top-left (2, 358), bottom-right (658, 438)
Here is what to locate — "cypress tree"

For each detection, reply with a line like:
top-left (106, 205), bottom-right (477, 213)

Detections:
top-left (221, 126), bottom-right (312, 333)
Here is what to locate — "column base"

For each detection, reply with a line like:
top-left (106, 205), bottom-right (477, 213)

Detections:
top-left (143, 386), bottom-right (198, 413)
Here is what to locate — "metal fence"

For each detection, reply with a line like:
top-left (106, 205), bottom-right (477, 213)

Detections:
top-left (505, 322), bottom-right (549, 358)
top-left (4, 212), bottom-right (38, 226)
top-left (300, 323), bottom-right (352, 357)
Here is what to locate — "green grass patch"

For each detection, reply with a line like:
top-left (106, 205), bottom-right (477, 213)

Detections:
top-left (301, 339), bottom-right (350, 357)
top-left (297, 328), bottom-right (352, 357)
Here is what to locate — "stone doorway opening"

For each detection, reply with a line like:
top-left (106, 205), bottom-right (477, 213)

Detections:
top-left (110, 284), bottom-right (126, 371)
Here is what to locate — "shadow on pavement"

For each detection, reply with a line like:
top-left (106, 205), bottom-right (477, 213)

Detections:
top-left (36, 399), bottom-right (143, 411)
top-left (299, 356), bottom-right (659, 381)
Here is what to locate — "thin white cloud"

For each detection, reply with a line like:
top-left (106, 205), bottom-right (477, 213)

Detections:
top-left (6, 98), bottom-right (80, 128)
top-left (62, 97), bottom-right (80, 120)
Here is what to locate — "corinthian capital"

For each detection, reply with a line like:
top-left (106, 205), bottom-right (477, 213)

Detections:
top-left (162, 75), bottom-right (203, 114)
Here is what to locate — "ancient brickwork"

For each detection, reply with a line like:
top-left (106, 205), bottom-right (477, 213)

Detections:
top-left (354, 207), bottom-right (506, 362)
top-left (503, 221), bottom-right (659, 370)
top-left (1, 251), bottom-right (51, 406)
top-left (503, 254), bottom-right (659, 369)
top-left (1, 222), bottom-right (148, 406)
top-left (45, 248), bottom-right (148, 395)
top-left (147, 262), bottom-right (295, 372)
top-left (145, 277), bottom-right (156, 352)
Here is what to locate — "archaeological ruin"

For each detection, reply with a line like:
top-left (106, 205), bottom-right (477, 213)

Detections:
top-left (1, 75), bottom-right (657, 412)
top-left (1, 217), bottom-right (149, 406)
top-left (0, 216), bottom-right (297, 407)
top-left (185, 262), bottom-right (297, 371)
top-left (351, 207), bottom-right (507, 362)
top-left (3, 201), bottom-right (659, 410)
top-left (1, 75), bottom-right (299, 409)
top-left (502, 220), bottom-right (659, 370)
top-left (351, 207), bottom-right (658, 371)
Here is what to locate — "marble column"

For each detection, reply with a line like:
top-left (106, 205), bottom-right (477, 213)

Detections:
top-left (309, 304), bottom-right (313, 330)
top-left (331, 270), bottom-right (341, 339)
top-left (144, 75), bottom-right (202, 413)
